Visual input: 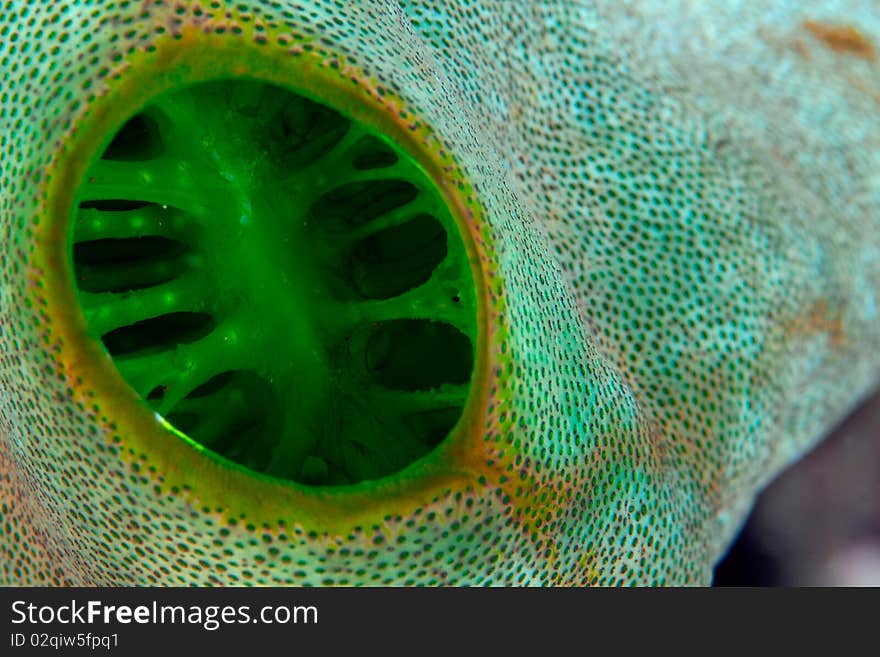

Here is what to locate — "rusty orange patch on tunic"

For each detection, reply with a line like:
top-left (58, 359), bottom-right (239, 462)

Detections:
top-left (803, 20), bottom-right (877, 60)
top-left (786, 299), bottom-right (846, 347)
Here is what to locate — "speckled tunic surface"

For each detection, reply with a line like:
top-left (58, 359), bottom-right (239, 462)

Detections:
top-left (1, 0), bottom-right (878, 585)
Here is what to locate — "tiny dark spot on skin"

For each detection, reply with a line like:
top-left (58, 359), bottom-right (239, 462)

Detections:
top-left (711, 137), bottom-right (731, 155)
top-left (803, 20), bottom-right (877, 61)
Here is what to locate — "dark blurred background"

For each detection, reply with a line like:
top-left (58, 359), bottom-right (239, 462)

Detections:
top-left (714, 386), bottom-right (880, 586)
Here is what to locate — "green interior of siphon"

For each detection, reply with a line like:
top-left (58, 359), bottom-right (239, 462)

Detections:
top-left (71, 79), bottom-right (478, 485)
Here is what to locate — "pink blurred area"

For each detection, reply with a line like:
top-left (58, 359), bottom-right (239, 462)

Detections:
top-left (715, 386), bottom-right (880, 586)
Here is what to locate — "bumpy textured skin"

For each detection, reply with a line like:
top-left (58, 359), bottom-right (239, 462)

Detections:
top-left (0, 0), bottom-right (878, 585)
